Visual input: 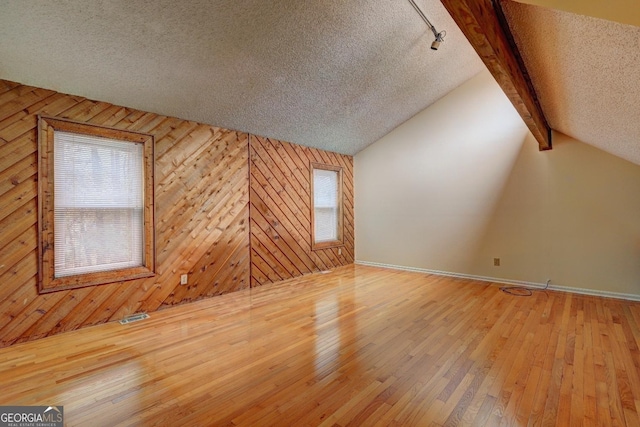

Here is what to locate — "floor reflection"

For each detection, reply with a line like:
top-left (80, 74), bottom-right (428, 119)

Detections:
top-left (314, 285), bottom-right (358, 377)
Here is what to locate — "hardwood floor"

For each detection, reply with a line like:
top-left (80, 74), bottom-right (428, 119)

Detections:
top-left (1, 264), bottom-right (639, 426)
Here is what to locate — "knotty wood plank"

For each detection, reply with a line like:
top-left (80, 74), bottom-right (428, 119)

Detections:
top-left (163, 204), bottom-right (251, 305)
top-left (258, 136), bottom-right (310, 209)
top-left (251, 157), bottom-right (312, 243)
top-left (250, 218), bottom-right (302, 278)
top-left (250, 191), bottom-right (317, 275)
top-left (198, 235), bottom-right (250, 298)
top-left (0, 84), bottom-right (40, 105)
top-left (155, 137), bottom-right (240, 222)
top-left (0, 87), bottom-right (51, 119)
top-left (0, 274), bottom-right (38, 332)
top-left (16, 287), bottom-right (95, 342)
top-left (251, 238), bottom-right (288, 283)
top-left (0, 93), bottom-right (64, 135)
top-left (87, 104), bottom-right (131, 127)
top-left (127, 112), bottom-right (171, 135)
top-left (114, 109), bottom-right (148, 130)
top-left (0, 225), bottom-right (36, 281)
top-left (124, 190), bottom-right (249, 315)
top-left (154, 119), bottom-right (202, 160)
top-left (0, 199), bottom-right (36, 252)
top-left (0, 290), bottom-right (67, 345)
top-left (61, 100), bottom-right (116, 122)
top-left (156, 163), bottom-right (248, 272)
top-left (0, 153), bottom-right (36, 197)
top-left (48, 285), bottom-right (125, 336)
top-left (274, 138), bottom-right (313, 198)
top-left (0, 176), bottom-right (35, 223)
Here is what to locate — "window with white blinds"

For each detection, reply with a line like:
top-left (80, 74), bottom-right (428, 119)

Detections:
top-left (37, 117), bottom-right (155, 293)
top-left (54, 131), bottom-right (144, 277)
top-left (311, 163), bottom-right (343, 249)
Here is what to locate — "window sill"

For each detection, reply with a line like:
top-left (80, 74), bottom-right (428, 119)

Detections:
top-left (39, 267), bottom-right (155, 294)
top-left (311, 241), bottom-right (344, 251)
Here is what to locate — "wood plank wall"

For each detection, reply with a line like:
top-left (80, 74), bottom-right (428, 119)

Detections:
top-left (0, 80), bottom-right (355, 347)
top-left (249, 135), bottom-right (354, 287)
top-left (0, 79), bottom-right (251, 347)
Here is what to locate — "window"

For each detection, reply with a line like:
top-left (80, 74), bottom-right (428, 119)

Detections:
top-left (310, 163), bottom-right (343, 250)
top-left (38, 117), bottom-right (155, 293)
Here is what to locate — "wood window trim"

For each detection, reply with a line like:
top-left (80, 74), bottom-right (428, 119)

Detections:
top-left (310, 162), bottom-right (344, 251)
top-left (37, 116), bottom-right (156, 293)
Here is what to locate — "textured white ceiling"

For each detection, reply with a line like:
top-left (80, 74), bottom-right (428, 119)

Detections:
top-left (0, 0), bottom-right (483, 155)
top-left (503, 1), bottom-right (640, 165)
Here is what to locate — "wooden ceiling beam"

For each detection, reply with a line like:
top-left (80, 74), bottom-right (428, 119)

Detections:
top-left (441, 0), bottom-right (552, 150)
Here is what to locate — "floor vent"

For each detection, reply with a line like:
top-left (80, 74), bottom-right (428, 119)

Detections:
top-left (119, 313), bottom-right (149, 325)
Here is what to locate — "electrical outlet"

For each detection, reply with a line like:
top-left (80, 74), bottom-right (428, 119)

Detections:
top-left (338, 248), bottom-right (342, 255)
top-left (493, 258), bottom-right (500, 267)
top-left (180, 274), bottom-right (188, 285)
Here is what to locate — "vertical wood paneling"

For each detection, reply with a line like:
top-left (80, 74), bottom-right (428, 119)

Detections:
top-left (0, 79), bottom-right (250, 347)
top-left (249, 135), bottom-right (354, 287)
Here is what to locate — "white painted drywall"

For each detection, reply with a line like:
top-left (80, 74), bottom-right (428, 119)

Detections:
top-left (354, 70), bottom-right (640, 296)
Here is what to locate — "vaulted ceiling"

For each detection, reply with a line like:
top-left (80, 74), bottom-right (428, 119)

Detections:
top-left (503, 0), bottom-right (640, 165)
top-left (0, 1), bottom-right (638, 162)
top-left (0, 0), bottom-right (483, 155)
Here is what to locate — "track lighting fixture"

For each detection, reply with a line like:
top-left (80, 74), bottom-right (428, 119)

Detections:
top-left (407, 0), bottom-right (446, 50)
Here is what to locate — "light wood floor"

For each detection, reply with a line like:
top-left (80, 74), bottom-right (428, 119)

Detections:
top-left (1, 265), bottom-right (640, 426)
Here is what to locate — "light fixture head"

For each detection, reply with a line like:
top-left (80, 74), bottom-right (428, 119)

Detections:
top-left (431, 32), bottom-right (445, 50)
top-left (407, 0), bottom-right (446, 52)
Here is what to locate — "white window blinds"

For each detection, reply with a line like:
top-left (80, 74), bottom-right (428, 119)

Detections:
top-left (313, 168), bottom-right (339, 243)
top-left (53, 131), bottom-right (145, 277)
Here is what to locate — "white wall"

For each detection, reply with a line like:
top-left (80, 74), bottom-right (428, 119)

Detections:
top-left (355, 70), bottom-right (640, 297)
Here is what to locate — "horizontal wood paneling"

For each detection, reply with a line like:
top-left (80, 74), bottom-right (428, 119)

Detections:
top-left (249, 135), bottom-right (354, 287)
top-left (0, 79), bottom-right (250, 347)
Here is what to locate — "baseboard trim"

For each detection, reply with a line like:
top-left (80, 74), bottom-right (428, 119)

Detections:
top-left (355, 260), bottom-right (640, 302)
